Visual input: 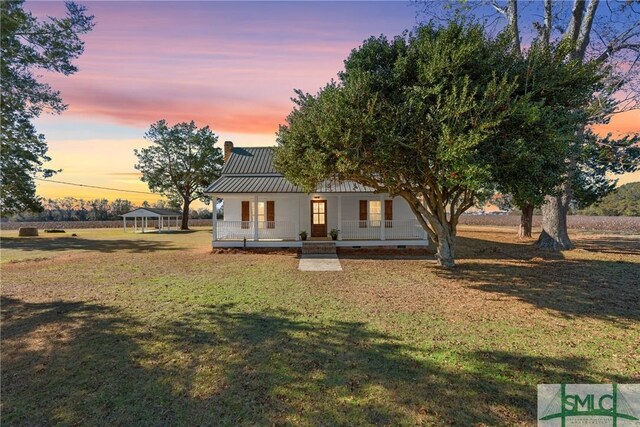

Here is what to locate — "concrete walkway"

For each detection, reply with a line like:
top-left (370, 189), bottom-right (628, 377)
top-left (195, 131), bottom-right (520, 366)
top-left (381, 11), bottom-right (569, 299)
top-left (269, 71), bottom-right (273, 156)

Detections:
top-left (298, 254), bottom-right (343, 271)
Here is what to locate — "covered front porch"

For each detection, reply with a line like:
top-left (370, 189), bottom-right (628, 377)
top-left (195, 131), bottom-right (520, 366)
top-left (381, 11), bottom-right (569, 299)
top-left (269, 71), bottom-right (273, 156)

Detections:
top-left (210, 193), bottom-right (428, 248)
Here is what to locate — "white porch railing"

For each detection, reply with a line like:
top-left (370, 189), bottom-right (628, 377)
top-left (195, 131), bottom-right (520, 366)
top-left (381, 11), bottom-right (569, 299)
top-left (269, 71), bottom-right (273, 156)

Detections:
top-left (216, 221), bottom-right (297, 241)
top-left (216, 219), bottom-right (426, 241)
top-left (216, 220), bottom-right (254, 240)
top-left (341, 219), bottom-right (426, 240)
top-left (257, 221), bottom-right (298, 240)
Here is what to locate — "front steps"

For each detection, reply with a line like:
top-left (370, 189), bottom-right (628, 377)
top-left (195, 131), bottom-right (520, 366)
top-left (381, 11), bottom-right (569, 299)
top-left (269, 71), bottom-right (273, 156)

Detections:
top-left (301, 241), bottom-right (337, 254)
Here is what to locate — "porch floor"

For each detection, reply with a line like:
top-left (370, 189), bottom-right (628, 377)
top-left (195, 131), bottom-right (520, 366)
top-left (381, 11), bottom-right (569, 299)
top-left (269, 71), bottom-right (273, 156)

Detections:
top-left (212, 239), bottom-right (429, 248)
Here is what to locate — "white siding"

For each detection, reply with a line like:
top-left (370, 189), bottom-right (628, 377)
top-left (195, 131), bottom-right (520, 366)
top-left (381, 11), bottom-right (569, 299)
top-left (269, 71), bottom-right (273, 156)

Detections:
top-left (222, 194), bottom-right (414, 224)
top-left (340, 196), bottom-right (413, 221)
top-left (222, 195), bottom-right (300, 222)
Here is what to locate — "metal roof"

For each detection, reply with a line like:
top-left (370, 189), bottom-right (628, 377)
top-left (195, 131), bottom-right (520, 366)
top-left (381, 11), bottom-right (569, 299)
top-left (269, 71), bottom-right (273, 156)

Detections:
top-left (315, 180), bottom-right (374, 193)
top-left (206, 176), bottom-right (301, 193)
top-left (121, 208), bottom-right (182, 217)
top-left (205, 146), bottom-right (376, 194)
top-left (221, 147), bottom-right (279, 175)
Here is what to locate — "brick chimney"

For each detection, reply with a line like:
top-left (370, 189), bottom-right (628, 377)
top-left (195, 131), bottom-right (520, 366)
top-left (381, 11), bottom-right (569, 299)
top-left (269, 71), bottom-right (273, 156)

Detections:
top-left (223, 140), bottom-right (234, 163)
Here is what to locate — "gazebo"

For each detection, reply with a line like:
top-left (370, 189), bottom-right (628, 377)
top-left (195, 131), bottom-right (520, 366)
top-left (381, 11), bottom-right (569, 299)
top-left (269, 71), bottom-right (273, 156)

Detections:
top-left (121, 208), bottom-right (182, 233)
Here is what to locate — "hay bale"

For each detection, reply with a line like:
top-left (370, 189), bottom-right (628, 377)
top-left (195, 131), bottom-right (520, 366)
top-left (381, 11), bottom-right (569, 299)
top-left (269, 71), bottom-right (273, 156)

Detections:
top-left (18, 227), bottom-right (39, 237)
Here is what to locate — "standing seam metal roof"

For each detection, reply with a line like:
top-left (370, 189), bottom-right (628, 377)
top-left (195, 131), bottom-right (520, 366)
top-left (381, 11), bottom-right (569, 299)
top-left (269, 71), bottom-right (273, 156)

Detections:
top-left (205, 146), bottom-right (375, 194)
top-left (221, 147), bottom-right (279, 175)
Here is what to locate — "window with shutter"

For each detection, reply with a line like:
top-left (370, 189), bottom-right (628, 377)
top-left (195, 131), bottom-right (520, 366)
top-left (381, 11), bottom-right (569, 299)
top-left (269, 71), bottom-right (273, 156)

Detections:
top-left (266, 201), bottom-right (275, 229)
top-left (385, 200), bottom-right (393, 228)
top-left (241, 201), bottom-right (250, 229)
top-left (369, 201), bottom-right (382, 227)
top-left (359, 200), bottom-right (367, 228)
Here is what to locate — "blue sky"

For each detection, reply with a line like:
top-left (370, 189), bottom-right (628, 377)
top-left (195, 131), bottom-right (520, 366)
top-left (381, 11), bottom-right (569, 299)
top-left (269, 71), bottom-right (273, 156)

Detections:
top-left (27, 1), bottom-right (639, 203)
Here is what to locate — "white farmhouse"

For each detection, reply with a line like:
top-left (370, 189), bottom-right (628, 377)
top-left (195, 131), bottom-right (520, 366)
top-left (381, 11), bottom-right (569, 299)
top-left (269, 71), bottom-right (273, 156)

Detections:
top-left (205, 141), bottom-right (428, 248)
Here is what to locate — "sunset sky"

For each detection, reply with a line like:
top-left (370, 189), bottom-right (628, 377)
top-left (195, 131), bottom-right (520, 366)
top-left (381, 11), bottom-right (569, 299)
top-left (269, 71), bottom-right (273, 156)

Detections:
top-left (29, 1), bottom-right (640, 206)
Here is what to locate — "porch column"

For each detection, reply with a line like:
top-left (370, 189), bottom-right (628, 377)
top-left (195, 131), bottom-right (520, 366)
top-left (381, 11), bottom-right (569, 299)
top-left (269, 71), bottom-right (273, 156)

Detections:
top-left (337, 195), bottom-right (342, 240)
top-left (123, 217), bottom-right (127, 233)
top-left (142, 217), bottom-right (145, 233)
top-left (212, 196), bottom-right (218, 242)
top-left (380, 194), bottom-right (385, 241)
top-left (134, 217), bottom-right (137, 233)
top-left (295, 195), bottom-right (301, 240)
top-left (253, 194), bottom-right (259, 241)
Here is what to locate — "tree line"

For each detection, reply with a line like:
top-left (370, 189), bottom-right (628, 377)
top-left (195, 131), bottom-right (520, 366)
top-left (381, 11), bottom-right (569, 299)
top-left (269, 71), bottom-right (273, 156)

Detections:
top-left (7, 198), bottom-right (215, 222)
top-left (578, 182), bottom-right (640, 217)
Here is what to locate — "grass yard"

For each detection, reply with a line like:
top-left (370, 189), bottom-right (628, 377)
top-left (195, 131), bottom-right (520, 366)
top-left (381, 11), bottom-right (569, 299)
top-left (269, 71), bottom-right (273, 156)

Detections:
top-left (1, 226), bottom-right (639, 425)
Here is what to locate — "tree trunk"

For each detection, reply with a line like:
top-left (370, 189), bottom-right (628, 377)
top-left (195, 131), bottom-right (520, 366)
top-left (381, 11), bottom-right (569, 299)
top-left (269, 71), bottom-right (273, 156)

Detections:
top-left (181, 201), bottom-right (190, 230)
top-left (518, 203), bottom-right (534, 239)
top-left (536, 190), bottom-right (574, 250)
top-left (433, 226), bottom-right (456, 268)
top-left (506, 0), bottom-right (521, 54)
top-left (539, 124), bottom-right (582, 251)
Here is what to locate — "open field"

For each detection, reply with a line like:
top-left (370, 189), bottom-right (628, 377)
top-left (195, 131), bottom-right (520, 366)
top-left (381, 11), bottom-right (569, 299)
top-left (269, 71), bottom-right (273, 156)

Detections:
top-left (0, 219), bottom-right (213, 230)
top-left (1, 226), bottom-right (639, 425)
top-left (2, 214), bottom-right (639, 232)
top-left (459, 214), bottom-right (640, 233)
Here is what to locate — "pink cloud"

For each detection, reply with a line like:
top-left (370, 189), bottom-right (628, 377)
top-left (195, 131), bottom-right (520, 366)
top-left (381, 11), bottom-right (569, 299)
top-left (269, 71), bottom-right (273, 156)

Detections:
top-left (29, 2), bottom-right (410, 134)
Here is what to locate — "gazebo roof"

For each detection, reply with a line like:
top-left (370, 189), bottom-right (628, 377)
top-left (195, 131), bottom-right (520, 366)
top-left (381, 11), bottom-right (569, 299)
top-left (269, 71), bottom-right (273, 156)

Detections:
top-left (120, 208), bottom-right (182, 218)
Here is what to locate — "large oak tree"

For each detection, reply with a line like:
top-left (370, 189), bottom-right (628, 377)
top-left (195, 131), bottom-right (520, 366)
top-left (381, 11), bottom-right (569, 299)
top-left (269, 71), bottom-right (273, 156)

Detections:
top-left (276, 23), bottom-right (569, 267)
top-left (487, 39), bottom-right (609, 238)
top-left (0, 0), bottom-right (94, 216)
top-left (423, 0), bottom-right (640, 248)
top-left (134, 120), bottom-right (223, 230)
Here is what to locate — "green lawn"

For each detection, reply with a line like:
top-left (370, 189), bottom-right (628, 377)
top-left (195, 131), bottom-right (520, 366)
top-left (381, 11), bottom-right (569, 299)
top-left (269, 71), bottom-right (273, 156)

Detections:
top-left (1, 226), bottom-right (638, 425)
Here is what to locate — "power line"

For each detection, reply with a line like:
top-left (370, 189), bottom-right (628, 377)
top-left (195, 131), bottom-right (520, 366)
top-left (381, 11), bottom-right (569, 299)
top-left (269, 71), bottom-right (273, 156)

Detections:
top-left (35, 177), bottom-right (155, 195)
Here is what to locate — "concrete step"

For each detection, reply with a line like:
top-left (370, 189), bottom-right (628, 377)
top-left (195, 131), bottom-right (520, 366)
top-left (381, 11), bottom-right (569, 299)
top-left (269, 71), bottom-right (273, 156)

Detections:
top-left (301, 241), bottom-right (337, 254)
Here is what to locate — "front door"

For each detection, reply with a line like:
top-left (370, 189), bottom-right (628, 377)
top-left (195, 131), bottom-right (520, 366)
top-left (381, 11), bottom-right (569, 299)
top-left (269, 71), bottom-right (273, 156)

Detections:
top-left (310, 200), bottom-right (327, 238)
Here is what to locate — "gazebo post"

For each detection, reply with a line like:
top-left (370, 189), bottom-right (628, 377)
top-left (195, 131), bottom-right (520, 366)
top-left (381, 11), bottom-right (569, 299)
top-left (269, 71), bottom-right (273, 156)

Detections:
top-left (142, 217), bottom-right (145, 233)
top-left (134, 217), bottom-right (137, 233)
top-left (123, 217), bottom-right (127, 233)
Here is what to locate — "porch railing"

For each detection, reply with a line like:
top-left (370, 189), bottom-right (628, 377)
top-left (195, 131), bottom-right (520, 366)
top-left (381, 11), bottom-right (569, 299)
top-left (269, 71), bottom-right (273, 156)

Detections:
top-left (216, 219), bottom-right (426, 241)
top-left (341, 219), bottom-right (426, 240)
top-left (216, 221), bottom-right (297, 241)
